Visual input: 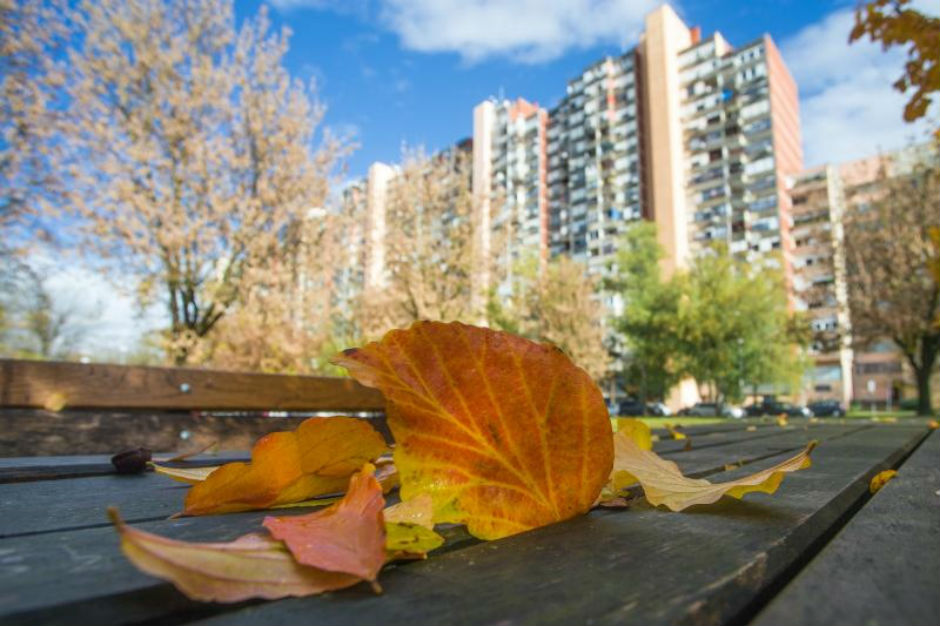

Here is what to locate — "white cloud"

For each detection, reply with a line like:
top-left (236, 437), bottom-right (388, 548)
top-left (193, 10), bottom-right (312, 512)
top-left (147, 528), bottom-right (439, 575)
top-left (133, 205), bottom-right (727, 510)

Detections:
top-left (22, 249), bottom-right (165, 358)
top-left (378, 0), bottom-right (661, 63)
top-left (781, 8), bottom-right (936, 167)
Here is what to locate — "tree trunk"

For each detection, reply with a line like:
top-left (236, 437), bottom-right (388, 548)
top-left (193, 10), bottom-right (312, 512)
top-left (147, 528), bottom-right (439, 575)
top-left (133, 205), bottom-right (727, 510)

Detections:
top-left (915, 366), bottom-right (932, 416)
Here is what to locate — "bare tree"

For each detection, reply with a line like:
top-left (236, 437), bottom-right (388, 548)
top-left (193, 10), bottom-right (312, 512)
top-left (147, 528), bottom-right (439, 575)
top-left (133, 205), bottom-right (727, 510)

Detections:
top-left (843, 147), bottom-right (940, 415)
top-left (357, 148), bottom-right (482, 338)
top-left (0, 258), bottom-right (96, 359)
top-left (489, 254), bottom-right (610, 381)
top-left (50, 0), bottom-right (344, 364)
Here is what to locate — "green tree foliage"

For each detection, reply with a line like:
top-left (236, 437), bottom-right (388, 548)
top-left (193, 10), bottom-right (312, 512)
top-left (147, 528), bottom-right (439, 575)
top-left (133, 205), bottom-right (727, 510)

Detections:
top-left (605, 222), bottom-right (683, 404)
top-left (677, 248), bottom-right (807, 404)
top-left (606, 224), bottom-right (808, 406)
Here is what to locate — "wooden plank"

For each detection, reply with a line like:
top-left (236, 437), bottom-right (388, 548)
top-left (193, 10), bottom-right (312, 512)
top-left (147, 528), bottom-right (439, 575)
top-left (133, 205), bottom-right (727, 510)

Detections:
top-left (0, 359), bottom-right (384, 411)
top-left (751, 430), bottom-right (940, 626)
top-left (0, 409), bottom-right (390, 458)
top-left (0, 422), bottom-right (887, 625)
top-left (177, 426), bottom-right (930, 626)
top-left (0, 423), bottom-right (856, 540)
top-left (0, 453), bottom-right (248, 484)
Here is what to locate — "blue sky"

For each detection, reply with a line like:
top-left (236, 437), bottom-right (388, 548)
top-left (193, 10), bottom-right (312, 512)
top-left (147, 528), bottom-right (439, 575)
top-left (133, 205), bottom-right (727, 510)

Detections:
top-left (236, 0), bottom-right (936, 179)
top-left (26, 0), bottom-right (937, 356)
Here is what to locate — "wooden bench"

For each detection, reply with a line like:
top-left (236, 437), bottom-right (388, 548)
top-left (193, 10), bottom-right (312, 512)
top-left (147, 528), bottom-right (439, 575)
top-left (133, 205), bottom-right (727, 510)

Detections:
top-left (1, 359), bottom-right (938, 625)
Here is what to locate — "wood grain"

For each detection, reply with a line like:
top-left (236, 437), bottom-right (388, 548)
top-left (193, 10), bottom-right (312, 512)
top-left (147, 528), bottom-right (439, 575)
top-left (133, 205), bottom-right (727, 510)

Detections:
top-left (752, 430), bottom-right (940, 626)
top-left (0, 359), bottom-right (385, 411)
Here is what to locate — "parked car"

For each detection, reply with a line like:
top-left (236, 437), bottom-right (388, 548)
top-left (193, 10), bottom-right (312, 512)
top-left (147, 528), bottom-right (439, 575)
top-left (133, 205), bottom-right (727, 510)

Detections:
top-left (744, 400), bottom-right (813, 418)
top-left (806, 400), bottom-right (845, 417)
top-left (614, 399), bottom-right (672, 416)
top-left (646, 401), bottom-right (672, 417)
top-left (678, 402), bottom-right (744, 418)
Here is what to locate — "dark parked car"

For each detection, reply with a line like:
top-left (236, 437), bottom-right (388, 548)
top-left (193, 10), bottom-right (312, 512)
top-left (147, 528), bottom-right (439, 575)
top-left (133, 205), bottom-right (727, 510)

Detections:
top-left (678, 402), bottom-right (745, 418)
top-left (806, 400), bottom-right (845, 417)
top-left (615, 399), bottom-right (671, 416)
top-left (744, 401), bottom-right (812, 418)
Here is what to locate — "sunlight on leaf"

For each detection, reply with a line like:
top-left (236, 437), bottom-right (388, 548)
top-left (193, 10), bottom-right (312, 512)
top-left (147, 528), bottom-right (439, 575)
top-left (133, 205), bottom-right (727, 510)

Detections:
top-left (183, 417), bottom-right (387, 515)
top-left (332, 321), bottom-right (614, 540)
top-left (384, 493), bottom-right (434, 529)
top-left (385, 523), bottom-right (445, 560)
top-left (108, 508), bottom-right (360, 602)
top-left (611, 431), bottom-right (816, 511)
top-left (151, 463), bottom-right (220, 484)
top-left (263, 464), bottom-right (386, 589)
top-left (869, 469), bottom-right (898, 494)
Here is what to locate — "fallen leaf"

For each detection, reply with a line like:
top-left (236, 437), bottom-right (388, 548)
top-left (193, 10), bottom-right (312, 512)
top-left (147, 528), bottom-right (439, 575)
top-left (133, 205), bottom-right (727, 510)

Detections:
top-left (375, 460), bottom-right (400, 493)
top-left (263, 464), bottom-right (386, 590)
top-left (384, 493), bottom-right (435, 529)
top-left (183, 417), bottom-right (387, 515)
top-left (157, 441), bottom-right (220, 463)
top-left (664, 423), bottom-right (687, 440)
top-left (43, 391), bottom-right (67, 412)
top-left (332, 321), bottom-right (614, 540)
top-left (928, 420), bottom-right (939, 430)
top-left (385, 523), bottom-right (445, 560)
top-left (151, 464), bottom-right (220, 484)
top-left (746, 425), bottom-right (758, 432)
top-left (108, 508), bottom-right (360, 602)
top-left (869, 469), bottom-right (898, 494)
top-left (613, 418), bottom-right (653, 450)
top-left (612, 431), bottom-right (816, 511)
top-left (776, 415), bottom-right (789, 427)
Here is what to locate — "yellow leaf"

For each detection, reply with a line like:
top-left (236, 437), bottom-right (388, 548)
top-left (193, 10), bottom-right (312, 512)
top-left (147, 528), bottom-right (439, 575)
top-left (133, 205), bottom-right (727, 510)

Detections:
top-left (108, 508), bottom-right (360, 602)
top-left (928, 419), bottom-right (939, 430)
top-left (611, 431), bottom-right (816, 511)
top-left (332, 321), bottom-right (614, 540)
top-left (151, 464), bottom-right (220, 484)
top-left (384, 523), bottom-right (445, 560)
top-left (663, 423), bottom-right (686, 440)
top-left (183, 417), bottom-right (387, 516)
top-left (384, 493), bottom-right (434, 529)
top-left (869, 469), bottom-right (898, 494)
top-left (746, 425), bottom-right (757, 432)
top-left (43, 391), bottom-right (67, 412)
top-left (613, 418), bottom-right (653, 450)
top-left (776, 416), bottom-right (788, 427)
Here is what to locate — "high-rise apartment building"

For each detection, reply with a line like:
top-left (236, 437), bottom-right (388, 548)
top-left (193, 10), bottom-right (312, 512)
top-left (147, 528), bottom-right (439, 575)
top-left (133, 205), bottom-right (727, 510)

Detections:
top-left (678, 34), bottom-right (802, 272)
top-left (788, 165), bottom-right (853, 406)
top-left (339, 4), bottom-right (806, 405)
top-left (546, 53), bottom-right (643, 284)
top-left (472, 98), bottom-right (549, 296)
top-left (788, 143), bottom-right (937, 408)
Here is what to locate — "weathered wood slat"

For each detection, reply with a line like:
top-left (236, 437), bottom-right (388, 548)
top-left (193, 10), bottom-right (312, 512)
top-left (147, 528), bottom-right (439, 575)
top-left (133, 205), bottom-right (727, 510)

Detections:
top-left (751, 430), bottom-right (940, 626)
top-left (0, 453), bottom-right (249, 484)
top-left (0, 423), bottom-right (851, 539)
top-left (179, 425), bottom-right (930, 626)
top-left (0, 423), bottom-right (893, 625)
top-left (0, 409), bottom-right (391, 459)
top-left (0, 359), bottom-right (384, 411)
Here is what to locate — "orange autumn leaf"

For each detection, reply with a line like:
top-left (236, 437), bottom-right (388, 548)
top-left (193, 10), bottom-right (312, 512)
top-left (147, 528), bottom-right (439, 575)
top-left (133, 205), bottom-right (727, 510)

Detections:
top-left (108, 508), bottom-right (360, 602)
top-left (184, 417), bottom-right (387, 516)
top-left (332, 321), bottom-right (614, 540)
top-left (263, 464), bottom-right (386, 590)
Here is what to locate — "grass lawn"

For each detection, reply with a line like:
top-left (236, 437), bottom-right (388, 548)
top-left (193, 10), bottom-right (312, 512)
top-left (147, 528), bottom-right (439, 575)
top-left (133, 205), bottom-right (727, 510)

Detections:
top-left (845, 409), bottom-right (921, 419)
top-left (616, 416), bottom-right (728, 428)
